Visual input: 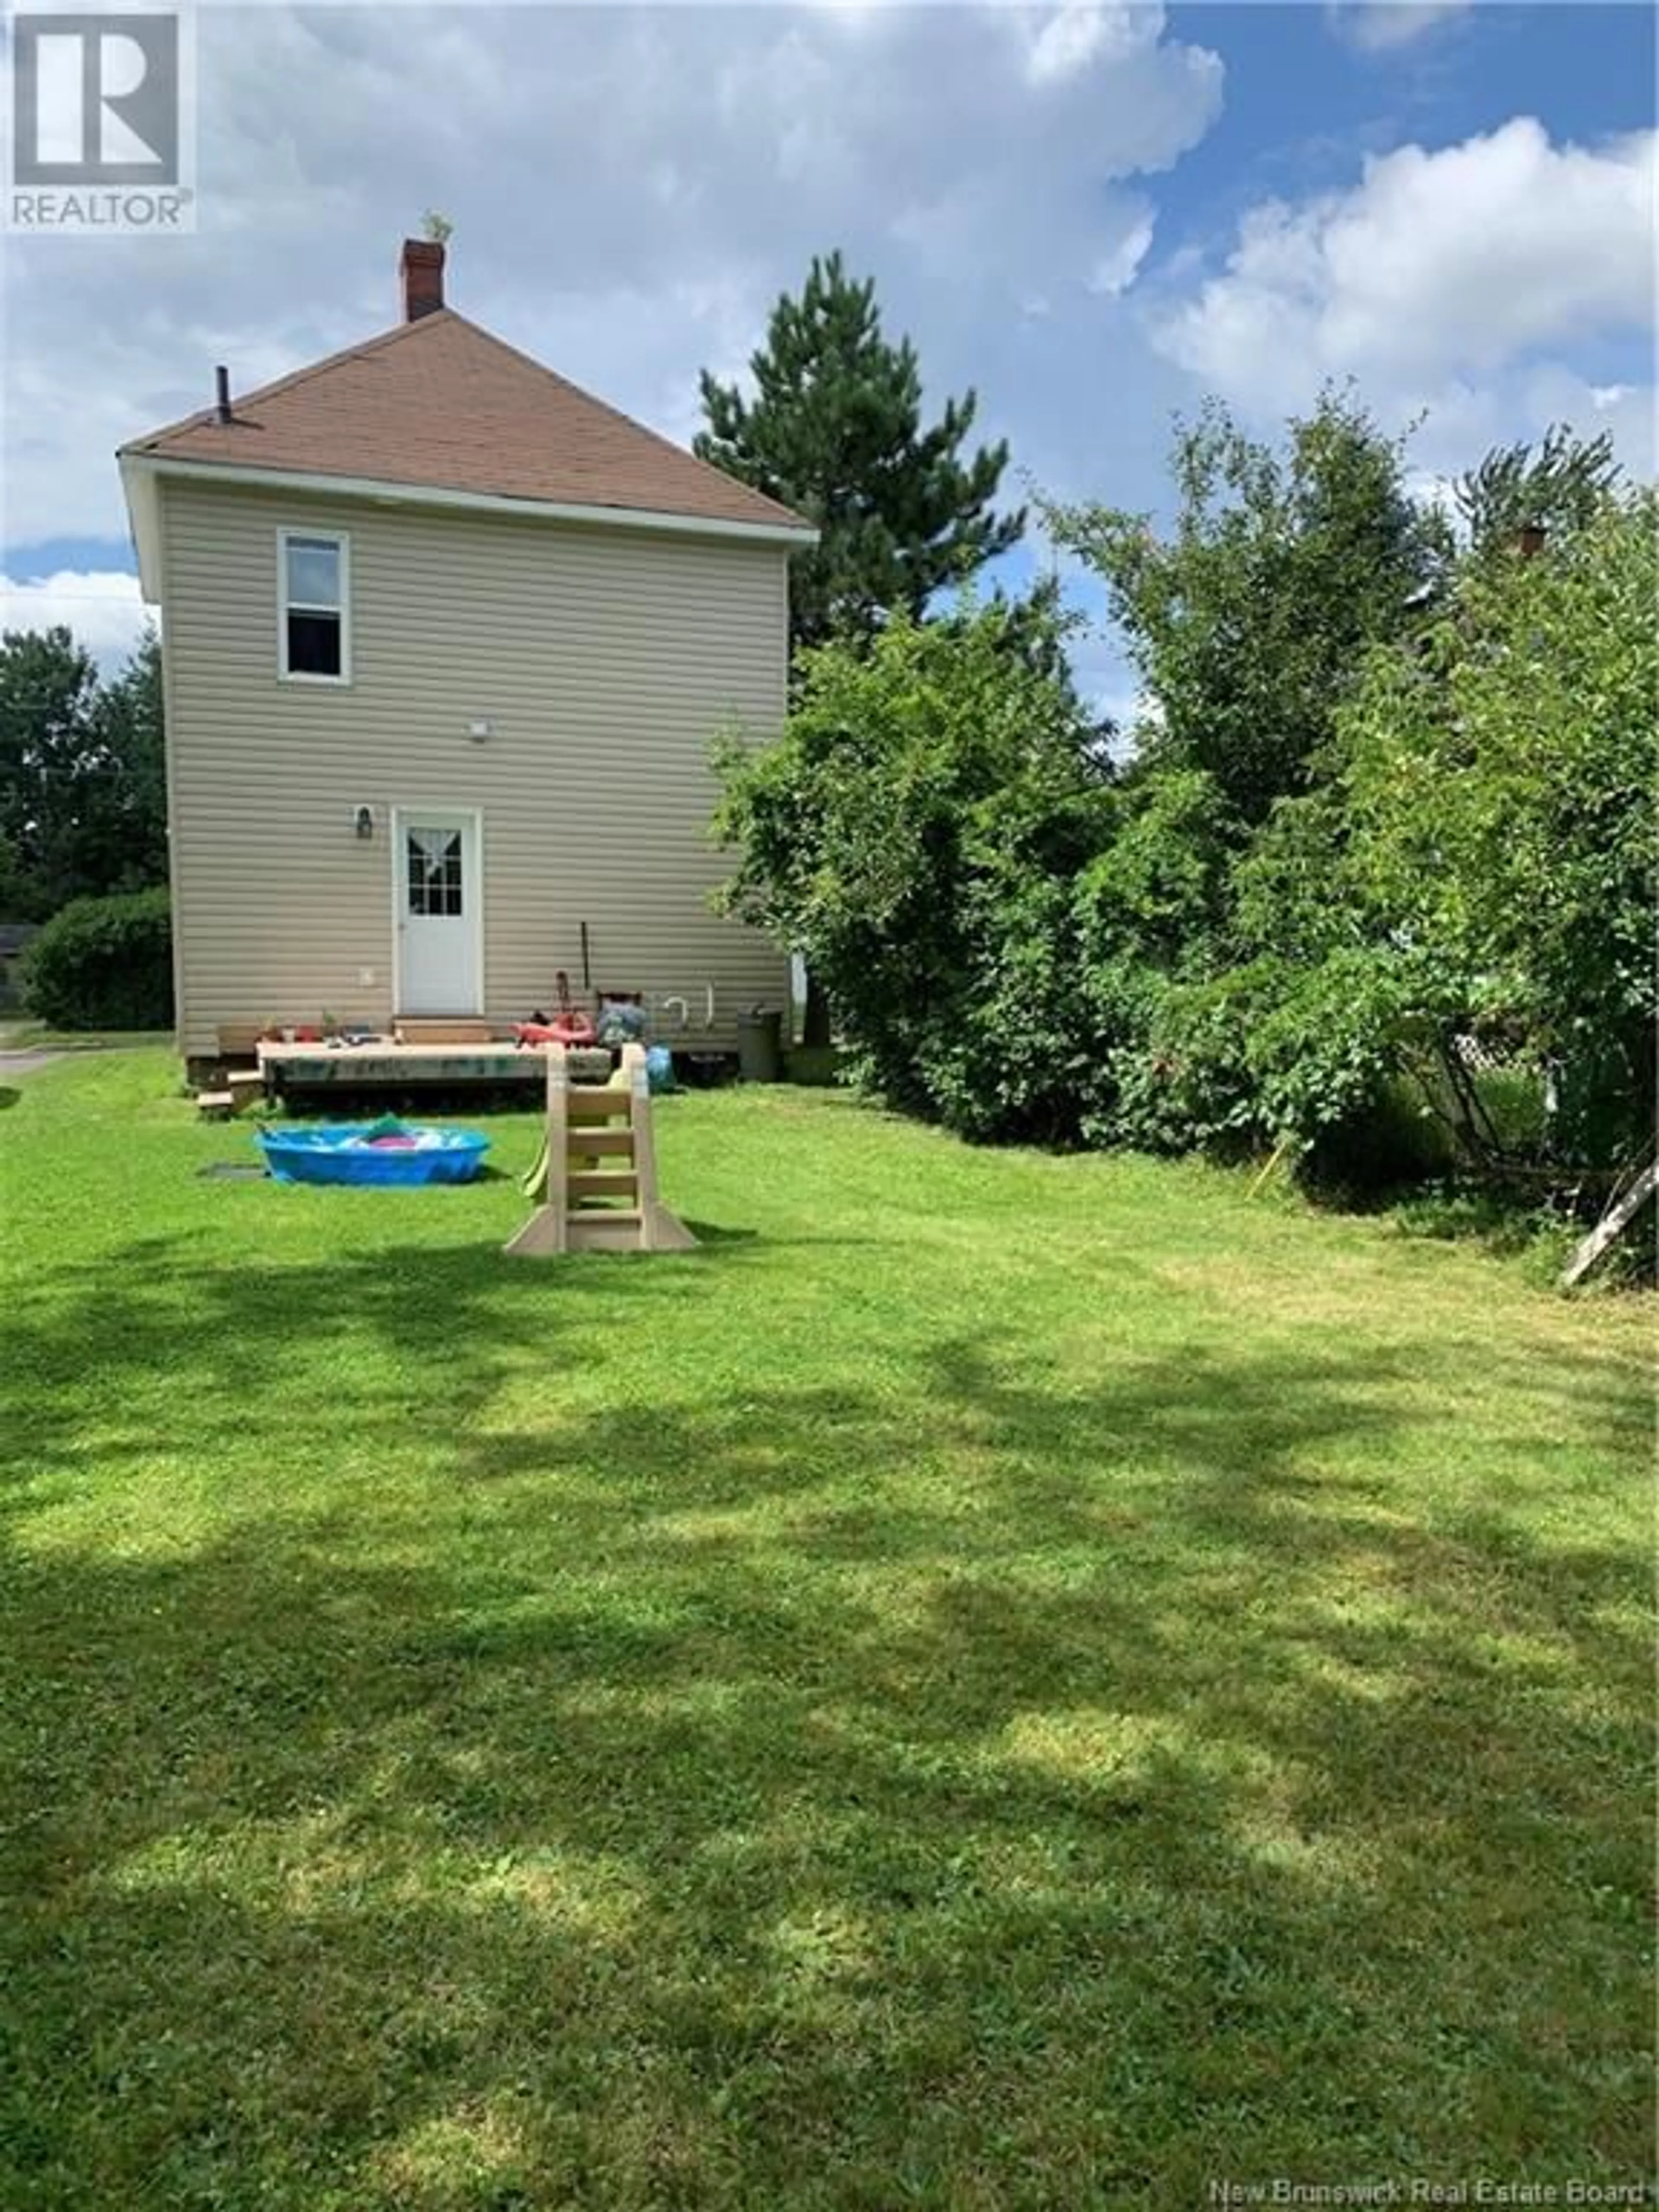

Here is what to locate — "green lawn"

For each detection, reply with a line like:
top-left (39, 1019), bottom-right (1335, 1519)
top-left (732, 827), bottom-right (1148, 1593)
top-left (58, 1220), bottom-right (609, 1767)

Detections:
top-left (1, 1050), bottom-right (1651, 2211)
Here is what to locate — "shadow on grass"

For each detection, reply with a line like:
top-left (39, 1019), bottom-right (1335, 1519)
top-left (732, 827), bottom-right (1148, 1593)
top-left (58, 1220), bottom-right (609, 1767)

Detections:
top-left (680, 1220), bottom-right (760, 1248)
top-left (1, 1235), bottom-right (744, 1487)
top-left (0, 1237), bottom-right (1652, 2209)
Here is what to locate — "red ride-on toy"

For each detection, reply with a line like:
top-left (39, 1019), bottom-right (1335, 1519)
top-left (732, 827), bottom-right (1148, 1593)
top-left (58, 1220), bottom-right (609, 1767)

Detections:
top-left (515, 969), bottom-right (597, 1049)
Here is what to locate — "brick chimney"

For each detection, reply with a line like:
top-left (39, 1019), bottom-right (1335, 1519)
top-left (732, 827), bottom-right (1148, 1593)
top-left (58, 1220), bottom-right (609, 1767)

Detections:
top-left (400, 237), bottom-right (445, 322)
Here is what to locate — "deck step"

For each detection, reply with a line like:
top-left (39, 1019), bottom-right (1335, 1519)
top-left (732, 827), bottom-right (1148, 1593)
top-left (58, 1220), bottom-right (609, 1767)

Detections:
top-left (196, 1089), bottom-right (234, 1119)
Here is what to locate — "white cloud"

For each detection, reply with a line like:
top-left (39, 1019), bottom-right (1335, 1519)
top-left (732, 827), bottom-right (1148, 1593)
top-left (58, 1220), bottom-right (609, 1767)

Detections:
top-left (1327, 2), bottom-right (1471, 54)
top-left (1151, 120), bottom-right (1657, 470)
top-left (1088, 213), bottom-right (1156, 297)
top-left (0, 571), bottom-right (151, 667)
top-left (1, 3), bottom-right (1225, 553)
top-left (1026, 4), bottom-right (1146, 89)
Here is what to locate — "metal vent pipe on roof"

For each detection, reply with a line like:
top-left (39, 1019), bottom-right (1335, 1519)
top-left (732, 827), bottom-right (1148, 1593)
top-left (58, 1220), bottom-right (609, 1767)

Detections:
top-left (214, 365), bottom-right (232, 423)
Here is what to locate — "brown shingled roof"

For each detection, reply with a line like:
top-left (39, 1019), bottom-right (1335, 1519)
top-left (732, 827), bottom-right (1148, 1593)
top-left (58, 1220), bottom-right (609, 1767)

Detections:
top-left (121, 310), bottom-right (810, 536)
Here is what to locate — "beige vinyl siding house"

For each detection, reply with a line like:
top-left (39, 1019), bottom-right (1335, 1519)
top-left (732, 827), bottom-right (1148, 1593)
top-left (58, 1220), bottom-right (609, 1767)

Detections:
top-left (151, 478), bottom-right (791, 1058)
top-left (118, 238), bottom-right (814, 1064)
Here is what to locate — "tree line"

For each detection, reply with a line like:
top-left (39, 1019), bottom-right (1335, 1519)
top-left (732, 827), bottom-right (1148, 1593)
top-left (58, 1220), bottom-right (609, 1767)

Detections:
top-left (0, 627), bottom-right (165, 921)
top-left (705, 257), bottom-right (1654, 1227)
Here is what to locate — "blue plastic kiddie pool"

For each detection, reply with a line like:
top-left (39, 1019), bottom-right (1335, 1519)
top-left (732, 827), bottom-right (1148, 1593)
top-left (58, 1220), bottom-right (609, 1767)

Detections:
top-left (258, 1122), bottom-right (490, 1187)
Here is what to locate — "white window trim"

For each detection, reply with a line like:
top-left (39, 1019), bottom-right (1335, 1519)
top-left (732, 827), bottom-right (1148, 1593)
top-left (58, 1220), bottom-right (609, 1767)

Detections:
top-left (277, 526), bottom-right (352, 685)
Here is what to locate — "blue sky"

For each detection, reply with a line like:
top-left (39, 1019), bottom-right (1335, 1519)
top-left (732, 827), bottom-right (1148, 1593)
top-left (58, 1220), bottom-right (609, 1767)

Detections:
top-left (2, 0), bottom-right (1653, 712)
top-left (1176, 2), bottom-right (1655, 207)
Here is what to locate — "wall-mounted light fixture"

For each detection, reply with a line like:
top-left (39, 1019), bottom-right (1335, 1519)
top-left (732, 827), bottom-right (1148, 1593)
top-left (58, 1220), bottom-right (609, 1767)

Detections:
top-left (466, 717), bottom-right (492, 745)
top-left (353, 805), bottom-right (375, 842)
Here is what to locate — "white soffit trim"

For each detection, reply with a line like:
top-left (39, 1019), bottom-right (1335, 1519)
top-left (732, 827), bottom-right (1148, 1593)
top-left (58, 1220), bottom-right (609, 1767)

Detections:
top-left (116, 453), bottom-right (819, 563)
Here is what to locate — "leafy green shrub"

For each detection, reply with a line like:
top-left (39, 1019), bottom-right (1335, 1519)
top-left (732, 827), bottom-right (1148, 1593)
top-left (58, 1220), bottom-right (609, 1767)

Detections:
top-left (1070, 772), bottom-right (1249, 1155)
top-left (714, 598), bottom-right (1113, 1144)
top-left (1242, 950), bottom-right (1410, 1147)
top-left (1338, 488), bottom-right (1658, 1170)
top-left (1081, 947), bottom-right (1415, 1168)
top-left (17, 886), bottom-right (173, 1030)
top-left (1089, 969), bottom-right (1257, 1156)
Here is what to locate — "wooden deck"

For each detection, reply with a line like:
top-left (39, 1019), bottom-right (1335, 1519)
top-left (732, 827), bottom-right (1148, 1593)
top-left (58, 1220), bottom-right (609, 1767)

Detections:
top-left (257, 1039), bottom-right (613, 1093)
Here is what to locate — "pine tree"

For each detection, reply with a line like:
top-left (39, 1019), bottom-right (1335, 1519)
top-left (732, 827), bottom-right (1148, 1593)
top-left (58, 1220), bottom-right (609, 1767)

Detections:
top-left (696, 252), bottom-right (1023, 652)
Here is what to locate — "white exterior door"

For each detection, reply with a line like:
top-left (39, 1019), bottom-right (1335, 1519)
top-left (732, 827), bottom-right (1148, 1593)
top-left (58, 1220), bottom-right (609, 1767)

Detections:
top-left (396, 812), bottom-right (481, 1014)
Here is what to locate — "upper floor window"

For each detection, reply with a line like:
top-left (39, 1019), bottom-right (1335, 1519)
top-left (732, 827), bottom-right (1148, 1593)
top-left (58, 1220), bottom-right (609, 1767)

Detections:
top-left (279, 529), bottom-right (350, 682)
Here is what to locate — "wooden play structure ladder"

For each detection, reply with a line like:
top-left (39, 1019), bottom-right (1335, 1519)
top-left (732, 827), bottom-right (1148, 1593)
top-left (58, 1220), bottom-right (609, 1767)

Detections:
top-left (505, 1042), bottom-right (696, 1256)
